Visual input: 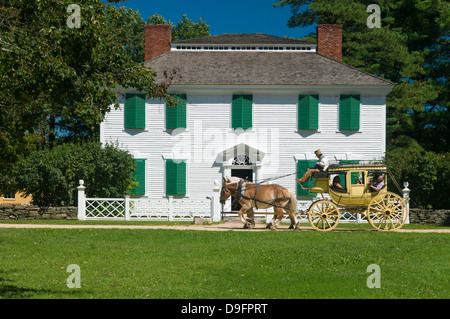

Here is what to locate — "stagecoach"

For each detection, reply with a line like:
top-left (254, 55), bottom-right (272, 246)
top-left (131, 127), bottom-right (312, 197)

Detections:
top-left (220, 163), bottom-right (408, 231)
top-left (299, 163), bottom-right (408, 231)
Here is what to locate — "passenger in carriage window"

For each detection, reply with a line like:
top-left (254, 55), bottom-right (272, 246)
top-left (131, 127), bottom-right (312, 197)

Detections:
top-left (331, 176), bottom-right (344, 189)
top-left (368, 175), bottom-right (385, 192)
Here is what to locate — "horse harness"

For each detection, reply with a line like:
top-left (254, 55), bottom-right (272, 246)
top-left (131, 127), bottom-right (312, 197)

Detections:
top-left (233, 179), bottom-right (290, 209)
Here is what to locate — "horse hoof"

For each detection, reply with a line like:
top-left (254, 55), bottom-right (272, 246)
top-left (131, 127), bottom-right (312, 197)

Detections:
top-left (247, 224), bottom-right (255, 229)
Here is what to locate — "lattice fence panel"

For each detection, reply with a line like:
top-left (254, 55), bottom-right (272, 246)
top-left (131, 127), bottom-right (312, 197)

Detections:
top-left (129, 198), bottom-right (170, 219)
top-left (85, 198), bottom-right (125, 219)
top-left (172, 198), bottom-right (212, 219)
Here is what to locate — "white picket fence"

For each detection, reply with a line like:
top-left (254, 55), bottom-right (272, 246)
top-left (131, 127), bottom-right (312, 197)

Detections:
top-left (77, 180), bottom-right (221, 221)
top-left (76, 180), bottom-right (410, 224)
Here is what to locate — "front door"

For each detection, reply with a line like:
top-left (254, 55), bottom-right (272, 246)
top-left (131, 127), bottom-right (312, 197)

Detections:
top-left (230, 168), bottom-right (253, 211)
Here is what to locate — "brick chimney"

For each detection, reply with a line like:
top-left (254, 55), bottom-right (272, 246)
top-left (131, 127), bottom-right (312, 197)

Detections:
top-left (145, 24), bottom-right (172, 61)
top-left (317, 24), bottom-right (342, 62)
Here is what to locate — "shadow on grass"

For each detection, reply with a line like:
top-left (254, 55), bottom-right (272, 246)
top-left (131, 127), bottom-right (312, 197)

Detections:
top-left (0, 270), bottom-right (85, 299)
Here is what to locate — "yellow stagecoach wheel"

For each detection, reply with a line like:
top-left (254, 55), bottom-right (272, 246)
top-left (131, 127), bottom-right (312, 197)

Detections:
top-left (366, 192), bottom-right (407, 231)
top-left (308, 200), bottom-right (340, 231)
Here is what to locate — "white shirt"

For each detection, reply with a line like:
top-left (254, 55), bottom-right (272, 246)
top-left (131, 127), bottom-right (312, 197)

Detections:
top-left (317, 155), bottom-right (329, 171)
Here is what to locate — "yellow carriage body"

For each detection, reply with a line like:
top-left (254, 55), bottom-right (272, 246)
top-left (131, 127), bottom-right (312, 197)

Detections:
top-left (309, 164), bottom-right (388, 208)
top-left (303, 164), bottom-right (407, 231)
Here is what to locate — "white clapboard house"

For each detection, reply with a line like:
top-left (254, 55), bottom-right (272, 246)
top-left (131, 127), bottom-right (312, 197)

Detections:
top-left (99, 24), bottom-right (394, 219)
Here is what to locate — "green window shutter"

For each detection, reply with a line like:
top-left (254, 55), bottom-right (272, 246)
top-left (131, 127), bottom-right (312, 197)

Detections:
top-left (297, 160), bottom-right (316, 196)
top-left (125, 93), bottom-right (146, 129)
top-left (132, 159), bottom-right (146, 195)
top-left (298, 94), bottom-right (319, 130)
top-left (166, 94), bottom-right (187, 129)
top-left (339, 95), bottom-right (360, 130)
top-left (176, 161), bottom-right (187, 195)
top-left (232, 94), bottom-right (252, 130)
top-left (166, 159), bottom-right (186, 195)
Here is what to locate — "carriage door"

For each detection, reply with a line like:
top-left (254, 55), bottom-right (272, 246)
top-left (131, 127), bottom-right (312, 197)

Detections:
top-left (350, 170), bottom-right (365, 205)
top-left (230, 168), bottom-right (253, 211)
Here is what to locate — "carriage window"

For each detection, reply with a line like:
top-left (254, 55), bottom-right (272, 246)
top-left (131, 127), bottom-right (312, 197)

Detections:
top-left (368, 172), bottom-right (385, 182)
top-left (330, 173), bottom-right (346, 188)
top-left (351, 171), bottom-right (363, 185)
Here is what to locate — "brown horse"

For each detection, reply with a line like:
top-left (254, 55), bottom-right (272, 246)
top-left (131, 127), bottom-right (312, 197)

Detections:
top-left (220, 177), bottom-right (299, 230)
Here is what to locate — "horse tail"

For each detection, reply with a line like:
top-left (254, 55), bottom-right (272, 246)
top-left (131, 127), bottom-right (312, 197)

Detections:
top-left (287, 188), bottom-right (298, 215)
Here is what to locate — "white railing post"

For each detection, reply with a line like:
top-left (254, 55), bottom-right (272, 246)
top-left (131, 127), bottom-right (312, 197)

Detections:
top-left (77, 180), bottom-right (86, 220)
top-left (356, 211), bottom-right (362, 223)
top-left (211, 180), bottom-right (221, 222)
top-left (403, 181), bottom-right (410, 224)
top-left (168, 196), bottom-right (174, 221)
top-left (124, 195), bottom-right (130, 221)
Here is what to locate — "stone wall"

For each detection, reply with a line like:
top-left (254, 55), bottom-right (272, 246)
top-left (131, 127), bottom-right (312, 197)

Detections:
top-left (1, 204), bottom-right (449, 225)
top-left (0, 205), bottom-right (77, 220)
top-left (409, 208), bottom-right (450, 226)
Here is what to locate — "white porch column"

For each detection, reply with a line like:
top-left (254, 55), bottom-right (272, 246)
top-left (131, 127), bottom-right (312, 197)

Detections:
top-left (77, 180), bottom-right (86, 220)
top-left (168, 196), bottom-right (174, 221)
top-left (211, 180), bottom-right (222, 222)
top-left (223, 163), bottom-right (232, 178)
top-left (254, 162), bottom-right (262, 183)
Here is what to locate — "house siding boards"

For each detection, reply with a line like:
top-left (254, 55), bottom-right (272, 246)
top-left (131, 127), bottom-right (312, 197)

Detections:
top-left (100, 31), bottom-right (392, 210)
top-left (101, 91), bottom-right (387, 199)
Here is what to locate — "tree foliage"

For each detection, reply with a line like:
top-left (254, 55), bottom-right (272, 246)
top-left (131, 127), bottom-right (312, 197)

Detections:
top-left (386, 142), bottom-right (450, 209)
top-left (275, 0), bottom-right (450, 207)
top-left (113, 11), bottom-right (211, 63)
top-left (0, 0), bottom-right (172, 193)
top-left (146, 13), bottom-right (210, 42)
top-left (275, 0), bottom-right (449, 150)
top-left (15, 141), bottom-right (136, 207)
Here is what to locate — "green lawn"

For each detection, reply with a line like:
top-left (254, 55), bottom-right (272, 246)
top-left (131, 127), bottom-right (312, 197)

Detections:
top-left (0, 226), bottom-right (448, 299)
top-left (1, 218), bottom-right (449, 229)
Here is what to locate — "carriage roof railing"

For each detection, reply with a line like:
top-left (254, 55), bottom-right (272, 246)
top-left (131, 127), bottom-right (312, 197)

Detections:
top-left (248, 160), bottom-right (387, 182)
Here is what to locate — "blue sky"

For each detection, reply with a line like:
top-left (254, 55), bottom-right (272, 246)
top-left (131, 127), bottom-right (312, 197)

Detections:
top-left (116, 0), bottom-right (316, 39)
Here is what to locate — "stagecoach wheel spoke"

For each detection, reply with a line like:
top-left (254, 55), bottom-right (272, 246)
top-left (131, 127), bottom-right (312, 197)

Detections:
top-left (367, 192), bottom-right (407, 231)
top-left (308, 200), bottom-right (340, 232)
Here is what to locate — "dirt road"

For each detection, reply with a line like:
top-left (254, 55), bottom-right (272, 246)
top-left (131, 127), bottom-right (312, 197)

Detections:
top-left (0, 222), bottom-right (448, 233)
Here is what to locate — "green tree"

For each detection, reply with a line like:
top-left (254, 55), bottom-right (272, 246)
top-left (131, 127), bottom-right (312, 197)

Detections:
top-left (275, 0), bottom-right (450, 207)
top-left (15, 141), bottom-right (137, 207)
top-left (172, 14), bottom-right (210, 41)
top-left (274, 0), bottom-right (449, 152)
top-left (146, 13), bottom-right (210, 42)
top-left (0, 0), bottom-right (171, 194)
top-left (109, 6), bottom-right (146, 64)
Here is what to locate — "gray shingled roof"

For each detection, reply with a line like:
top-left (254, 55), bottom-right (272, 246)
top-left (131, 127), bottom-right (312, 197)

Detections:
top-left (172, 33), bottom-right (315, 45)
top-left (144, 51), bottom-right (393, 87)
